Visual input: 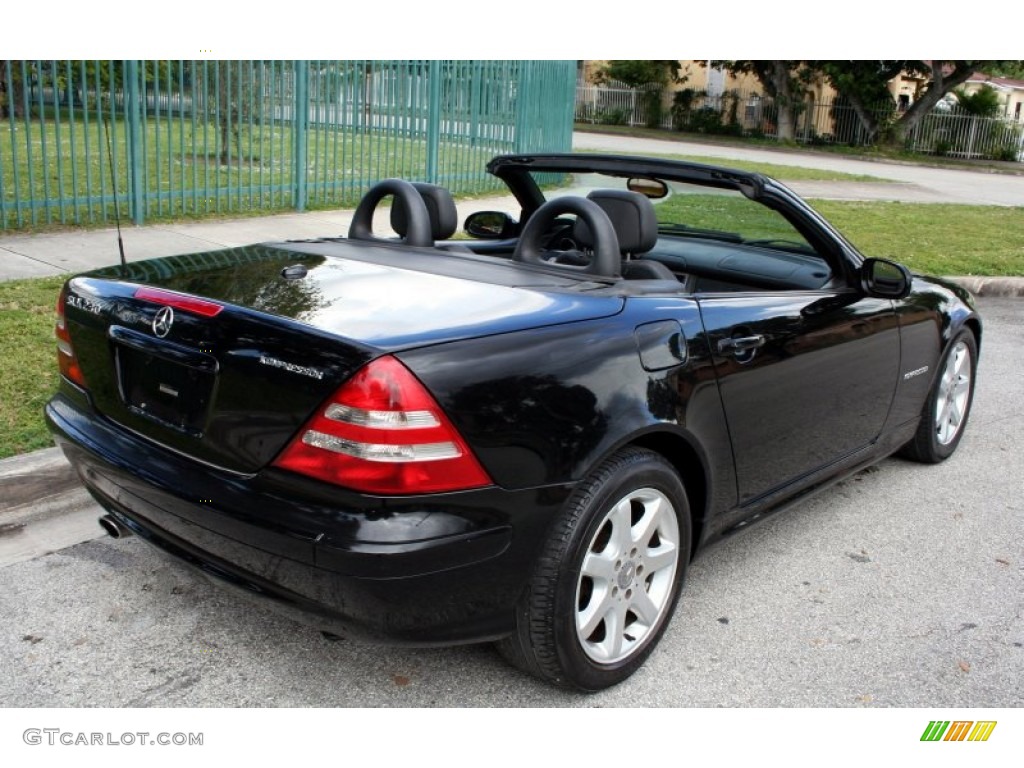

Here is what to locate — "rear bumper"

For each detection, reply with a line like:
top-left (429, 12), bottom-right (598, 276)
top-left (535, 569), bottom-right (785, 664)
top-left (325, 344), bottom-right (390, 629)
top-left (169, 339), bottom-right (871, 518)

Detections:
top-left (47, 390), bottom-right (571, 645)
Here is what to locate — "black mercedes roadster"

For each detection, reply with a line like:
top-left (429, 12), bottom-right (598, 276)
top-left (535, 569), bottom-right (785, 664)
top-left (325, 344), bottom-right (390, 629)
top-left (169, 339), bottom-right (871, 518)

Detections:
top-left (46, 153), bottom-right (980, 690)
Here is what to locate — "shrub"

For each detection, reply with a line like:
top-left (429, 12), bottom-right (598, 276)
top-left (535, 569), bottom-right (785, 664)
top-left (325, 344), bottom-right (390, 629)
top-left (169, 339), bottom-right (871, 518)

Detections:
top-left (989, 144), bottom-right (1020, 162)
top-left (686, 106), bottom-right (723, 134)
top-left (670, 88), bottom-right (702, 131)
top-left (643, 90), bottom-right (663, 129)
top-left (719, 121), bottom-right (744, 137)
top-left (596, 107), bottom-right (630, 126)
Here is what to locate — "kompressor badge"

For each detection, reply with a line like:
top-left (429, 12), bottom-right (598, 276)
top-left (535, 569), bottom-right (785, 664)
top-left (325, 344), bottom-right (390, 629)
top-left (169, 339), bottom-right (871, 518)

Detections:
top-left (259, 355), bottom-right (325, 380)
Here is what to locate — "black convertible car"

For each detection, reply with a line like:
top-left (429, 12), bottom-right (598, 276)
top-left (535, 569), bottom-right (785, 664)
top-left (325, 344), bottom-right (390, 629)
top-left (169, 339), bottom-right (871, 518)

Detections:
top-left (46, 153), bottom-right (980, 690)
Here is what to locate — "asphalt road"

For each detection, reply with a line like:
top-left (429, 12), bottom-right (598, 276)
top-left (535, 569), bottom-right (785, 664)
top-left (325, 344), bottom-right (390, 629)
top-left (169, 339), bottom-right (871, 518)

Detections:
top-left (0, 296), bottom-right (1020, 708)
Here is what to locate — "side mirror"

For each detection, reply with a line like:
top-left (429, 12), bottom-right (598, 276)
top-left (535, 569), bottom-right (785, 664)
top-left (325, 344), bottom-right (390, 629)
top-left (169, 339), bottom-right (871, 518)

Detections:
top-left (465, 211), bottom-right (518, 240)
top-left (861, 257), bottom-right (912, 299)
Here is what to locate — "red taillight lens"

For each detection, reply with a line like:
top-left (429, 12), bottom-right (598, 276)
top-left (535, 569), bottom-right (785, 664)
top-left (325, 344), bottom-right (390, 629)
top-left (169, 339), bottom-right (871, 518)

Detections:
top-left (56, 287), bottom-right (87, 388)
top-left (134, 287), bottom-right (223, 317)
top-left (273, 355), bottom-right (492, 495)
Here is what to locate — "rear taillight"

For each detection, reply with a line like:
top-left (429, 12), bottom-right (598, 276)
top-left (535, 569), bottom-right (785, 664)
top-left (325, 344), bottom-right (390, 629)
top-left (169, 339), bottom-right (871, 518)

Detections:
top-left (273, 355), bottom-right (492, 495)
top-left (56, 286), bottom-right (87, 388)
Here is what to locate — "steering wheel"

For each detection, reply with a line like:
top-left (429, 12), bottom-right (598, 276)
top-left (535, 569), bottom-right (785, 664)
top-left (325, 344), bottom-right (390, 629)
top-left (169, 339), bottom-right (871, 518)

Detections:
top-left (514, 197), bottom-right (621, 278)
top-left (348, 179), bottom-right (433, 248)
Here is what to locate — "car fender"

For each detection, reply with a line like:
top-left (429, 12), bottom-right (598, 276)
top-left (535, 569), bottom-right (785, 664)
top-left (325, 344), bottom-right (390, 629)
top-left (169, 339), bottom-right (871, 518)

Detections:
top-left (397, 309), bottom-right (735, 521)
top-left (885, 276), bottom-right (982, 432)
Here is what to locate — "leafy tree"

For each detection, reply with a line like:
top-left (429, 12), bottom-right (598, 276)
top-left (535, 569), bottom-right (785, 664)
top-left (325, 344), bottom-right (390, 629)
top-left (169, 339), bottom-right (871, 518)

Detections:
top-left (816, 60), bottom-right (903, 143)
top-left (981, 61), bottom-right (1024, 80)
top-left (954, 84), bottom-right (1002, 116)
top-left (0, 60), bottom-right (27, 119)
top-left (709, 61), bottom-right (812, 141)
top-left (820, 61), bottom-right (987, 145)
top-left (595, 61), bottom-right (683, 128)
top-left (197, 61), bottom-right (256, 164)
top-left (594, 61), bottom-right (681, 88)
top-left (880, 61), bottom-right (981, 145)
top-left (0, 61), bottom-right (85, 118)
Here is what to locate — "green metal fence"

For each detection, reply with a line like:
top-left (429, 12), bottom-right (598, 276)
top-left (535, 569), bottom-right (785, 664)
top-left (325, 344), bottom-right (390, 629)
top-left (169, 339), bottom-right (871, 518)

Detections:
top-left (0, 60), bottom-right (576, 231)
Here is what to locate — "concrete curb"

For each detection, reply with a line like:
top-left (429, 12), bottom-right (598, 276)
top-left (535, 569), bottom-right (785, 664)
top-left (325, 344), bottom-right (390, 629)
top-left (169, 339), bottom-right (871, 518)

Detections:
top-left (0, 447), bottom-right (79, 513)
top-left (945, 276), bottom-right (1024, 298)
top-left (0, 448), bottom-right (105, 567)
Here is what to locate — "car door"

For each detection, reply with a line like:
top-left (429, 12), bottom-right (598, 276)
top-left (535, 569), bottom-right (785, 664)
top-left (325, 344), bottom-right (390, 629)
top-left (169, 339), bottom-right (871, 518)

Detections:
top-left (698, 289), bottom-right (901, 505)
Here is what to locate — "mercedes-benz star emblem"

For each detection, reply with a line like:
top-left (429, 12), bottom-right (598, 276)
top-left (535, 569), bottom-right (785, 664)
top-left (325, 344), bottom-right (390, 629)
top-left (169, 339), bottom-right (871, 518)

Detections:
top-left (152, 306), bottom-right (174, 338)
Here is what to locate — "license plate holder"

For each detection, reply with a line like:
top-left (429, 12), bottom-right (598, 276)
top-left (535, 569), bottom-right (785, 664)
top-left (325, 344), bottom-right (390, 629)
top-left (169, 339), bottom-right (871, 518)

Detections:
top-left (113, 332), bottom-right (217, 435)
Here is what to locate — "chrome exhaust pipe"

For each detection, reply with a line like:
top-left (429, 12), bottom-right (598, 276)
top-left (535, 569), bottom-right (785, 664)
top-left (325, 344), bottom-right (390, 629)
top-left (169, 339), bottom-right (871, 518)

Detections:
top-left (98, 514), bottom-right (133, 539)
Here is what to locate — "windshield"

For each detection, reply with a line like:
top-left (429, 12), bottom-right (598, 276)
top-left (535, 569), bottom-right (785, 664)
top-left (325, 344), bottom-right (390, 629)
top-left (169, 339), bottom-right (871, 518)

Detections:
top-left (534, 171), bottom-right (817, 255)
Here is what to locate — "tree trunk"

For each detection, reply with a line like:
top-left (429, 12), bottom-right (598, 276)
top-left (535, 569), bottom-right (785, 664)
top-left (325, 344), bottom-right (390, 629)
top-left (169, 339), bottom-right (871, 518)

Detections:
top-left (771, 61), bottom-right (796, 142)
top-left (888, 62), bottom-right (976, 146)
top-left (0, 60), bottom-right (26, 120)
top-left (846, 94), bottom-right (881, 144)
top-left (0, 61), bottom-right (7, 119)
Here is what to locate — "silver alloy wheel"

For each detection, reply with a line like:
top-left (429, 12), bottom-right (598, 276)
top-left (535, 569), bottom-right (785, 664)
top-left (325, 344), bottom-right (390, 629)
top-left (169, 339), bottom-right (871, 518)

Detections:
top-left (575, 487), bottom-right (680, 664)
top-left (935, 340), bottom-right (972, 446)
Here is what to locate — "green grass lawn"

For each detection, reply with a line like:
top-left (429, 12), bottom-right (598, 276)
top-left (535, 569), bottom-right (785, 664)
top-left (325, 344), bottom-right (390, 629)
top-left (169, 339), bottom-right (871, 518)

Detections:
top-left (0, 276), bottom-right (65, 458)
top-left (652, 194), bottom-right (1024, 277)
top-left (2, 198), bottom-right (1020, 459)
top-left (809, 201), bottom-right (1024, 276)
top-left (1, 117), bottom-right (507, 231)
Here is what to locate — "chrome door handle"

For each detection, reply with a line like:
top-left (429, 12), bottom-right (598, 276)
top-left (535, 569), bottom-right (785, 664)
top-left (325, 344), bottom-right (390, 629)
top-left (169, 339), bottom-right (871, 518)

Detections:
top-left (718, 334), bottom-right (766, 354)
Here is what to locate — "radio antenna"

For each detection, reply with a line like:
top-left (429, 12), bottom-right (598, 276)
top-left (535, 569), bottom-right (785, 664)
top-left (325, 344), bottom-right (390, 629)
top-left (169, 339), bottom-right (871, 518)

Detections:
top-left (102, 114), bottom-right (128, 276)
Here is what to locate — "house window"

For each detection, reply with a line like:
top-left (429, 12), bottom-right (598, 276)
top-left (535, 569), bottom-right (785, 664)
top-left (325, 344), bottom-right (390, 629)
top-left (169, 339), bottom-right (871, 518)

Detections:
top-left (898, 94), bottom-right (910, 112)
top-left (745, 96), bottom-right (761, 122)
top-left (1016, 101), bottom-right (1022, 121)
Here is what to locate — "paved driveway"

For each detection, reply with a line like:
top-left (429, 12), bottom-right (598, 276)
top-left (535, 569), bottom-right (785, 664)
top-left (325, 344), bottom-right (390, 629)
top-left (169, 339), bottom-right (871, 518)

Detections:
top-left (1, 298), bottom-right (1020, 707)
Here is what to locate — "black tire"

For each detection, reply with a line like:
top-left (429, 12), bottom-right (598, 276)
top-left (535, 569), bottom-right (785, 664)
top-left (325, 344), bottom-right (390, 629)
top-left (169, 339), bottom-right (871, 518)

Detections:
top-left (900, 328), bottom-right (978, 463)
top-left (498, 447), bottom-right (691, 691)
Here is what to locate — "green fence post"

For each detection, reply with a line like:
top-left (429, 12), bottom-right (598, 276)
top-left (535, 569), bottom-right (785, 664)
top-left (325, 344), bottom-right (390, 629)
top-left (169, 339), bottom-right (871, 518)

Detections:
top-left (293, 60), bottom-right (309, 211)
top-left (468, 62), bottom-right (479, 149)
top-left (514, 62), bottom-right (530, 153)
top-left (1, 59), bottom-right (577, 233)
top-left (126, 60), bottom-right (144, 225)
top-left (426, 60), bottom-right (441, 184)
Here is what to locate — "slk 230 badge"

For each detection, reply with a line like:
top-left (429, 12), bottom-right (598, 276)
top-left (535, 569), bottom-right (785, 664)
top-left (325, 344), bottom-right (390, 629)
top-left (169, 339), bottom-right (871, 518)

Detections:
top-left (66, 295), bottom-right (104, 315)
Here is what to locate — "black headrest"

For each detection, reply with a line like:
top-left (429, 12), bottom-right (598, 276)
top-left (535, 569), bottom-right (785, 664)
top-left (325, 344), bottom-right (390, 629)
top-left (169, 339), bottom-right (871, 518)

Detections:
top-left (391, 183), bottom-right (459, 241)
top-left (573, 190), bottom-right (658, 255)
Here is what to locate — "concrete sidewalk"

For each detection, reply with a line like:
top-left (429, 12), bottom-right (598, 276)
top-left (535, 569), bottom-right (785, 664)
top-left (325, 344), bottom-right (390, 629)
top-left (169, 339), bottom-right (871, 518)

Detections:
top-left (0, 195), bottom-right (521, 282)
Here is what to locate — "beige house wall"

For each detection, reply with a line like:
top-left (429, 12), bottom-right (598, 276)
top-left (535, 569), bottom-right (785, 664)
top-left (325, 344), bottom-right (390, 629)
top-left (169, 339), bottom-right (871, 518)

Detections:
top-left (581, 61), bottom-right (840, 133)
top-left (675, 62), bottom-right (764, 93)
top-left (674, 63), bottom-right (838, 135)
top-left (958, 77), bottom-right (1024, 121)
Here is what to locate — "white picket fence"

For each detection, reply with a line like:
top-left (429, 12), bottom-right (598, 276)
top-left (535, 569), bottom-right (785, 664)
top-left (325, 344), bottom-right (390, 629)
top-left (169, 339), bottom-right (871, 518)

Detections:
top-left (575, 81), bottom-right (661, 128)
top-left (575, 82), bottom-right (1024, 161)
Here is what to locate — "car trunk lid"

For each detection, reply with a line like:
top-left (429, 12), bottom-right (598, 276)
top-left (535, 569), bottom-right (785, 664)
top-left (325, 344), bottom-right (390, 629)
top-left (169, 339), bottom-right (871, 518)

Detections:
top-left (62, 242), bottom-right (623, 473)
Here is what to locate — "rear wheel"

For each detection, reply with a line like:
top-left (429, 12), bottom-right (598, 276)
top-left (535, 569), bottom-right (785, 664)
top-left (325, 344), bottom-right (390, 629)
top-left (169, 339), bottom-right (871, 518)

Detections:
top-left (498, 448), bottom-right (690, 691)
top-left (901, 329), bottom-right (978, 463)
